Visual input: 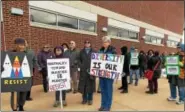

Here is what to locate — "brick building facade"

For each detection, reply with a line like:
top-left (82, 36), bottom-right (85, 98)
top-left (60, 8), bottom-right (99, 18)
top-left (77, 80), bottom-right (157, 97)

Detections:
top-left (1, 1), bottom-right (184, 85)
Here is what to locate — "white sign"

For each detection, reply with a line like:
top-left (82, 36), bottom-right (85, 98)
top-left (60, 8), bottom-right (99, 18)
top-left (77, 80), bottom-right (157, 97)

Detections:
top-left (90, 53), bottom-right (124, 80)
top-left (47, 59), bottom-right (71, 91)
top-left (130, 58), bottom-right (139, 65)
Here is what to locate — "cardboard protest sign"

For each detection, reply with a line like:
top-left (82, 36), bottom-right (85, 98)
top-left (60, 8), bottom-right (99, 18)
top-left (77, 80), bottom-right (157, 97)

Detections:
top-left (1, 51), bottom-right (32, 92)
top-left (90, 53), bottom-right (124, 80)
top-left (165, 56), bottom-right (180, 76)
top-left (130, 58), bottom-right (139, 65)
top-left (47, 58), bottom-right (71, 91)
top-left (165, 56), bottom-right (179, 65)
top-left (130, 52), bottom-right (139, 65)
top-left (166, 66), bottom-right (180, 75)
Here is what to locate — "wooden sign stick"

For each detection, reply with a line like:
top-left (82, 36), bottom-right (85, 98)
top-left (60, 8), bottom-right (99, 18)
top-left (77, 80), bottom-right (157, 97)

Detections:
top-left (13, 92), bottom-right (17, 110)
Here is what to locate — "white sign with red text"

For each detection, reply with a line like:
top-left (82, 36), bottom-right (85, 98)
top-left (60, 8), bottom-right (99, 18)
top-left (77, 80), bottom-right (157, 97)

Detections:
top-left (47, 58), bottom-right (70, 91)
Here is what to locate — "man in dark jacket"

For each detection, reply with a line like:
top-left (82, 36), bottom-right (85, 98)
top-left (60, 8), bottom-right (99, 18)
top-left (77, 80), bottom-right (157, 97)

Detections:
top-left (37, 44), bottom-right (55, 93)
top-left (118, 46), bottom-right (129, 93)
top-left (139, 50), bottom-right (147, 78)
top-left (78, 40), bottom-right (96, 105)
top-left (63, 41), bottom-right (80, 94)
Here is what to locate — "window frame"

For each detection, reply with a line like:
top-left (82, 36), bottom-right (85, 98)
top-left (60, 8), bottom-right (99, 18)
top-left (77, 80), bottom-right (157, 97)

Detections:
top-left (145, 34), bottom-right (163, 45)
top-left (108, 25), bottom-right (139, 41)
top-left (29, 6), bottom-right (97, 33)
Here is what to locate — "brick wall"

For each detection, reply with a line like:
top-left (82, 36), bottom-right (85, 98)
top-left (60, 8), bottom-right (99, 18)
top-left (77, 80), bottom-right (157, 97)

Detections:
top-left (86, 1), bottom-right (184, 34)
top-left (2, 1), bottom-right (178, 85)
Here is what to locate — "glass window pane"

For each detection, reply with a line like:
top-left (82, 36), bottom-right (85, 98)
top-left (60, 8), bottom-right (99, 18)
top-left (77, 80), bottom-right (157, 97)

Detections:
top-left (119, 29), bottom-right (129, 38)
top-left (145, 35), bottom-right (151, 42)
top-left (151, 37), bottom-right (157, 43)
top-left (58, 15), bottom-right (78, 29)
top-left (157, 38), bottom-right (162, 44)
top-left (79, 20), bottom-right (96, 32)
top-left (30, 9), bottom-right (56, 25)
top-left (129, 31), bottom-right (138, 39)
top-left (167, 40), bottom-right (171, 46)
top-left (108, 26), bottom-right (119, 36)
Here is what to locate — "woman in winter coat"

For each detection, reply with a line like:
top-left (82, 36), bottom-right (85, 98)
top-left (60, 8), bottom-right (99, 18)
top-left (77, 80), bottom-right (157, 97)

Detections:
top-left (78, 40), bottom-right (96, 105)
top-left (53, 46), bottom-right (67, 107)
top-left (146, 51), bottom-right (161, 94)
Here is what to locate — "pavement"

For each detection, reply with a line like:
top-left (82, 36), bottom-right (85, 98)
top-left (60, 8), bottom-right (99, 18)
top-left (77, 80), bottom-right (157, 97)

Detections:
top-left (1, 78), bottom-right (184, 111)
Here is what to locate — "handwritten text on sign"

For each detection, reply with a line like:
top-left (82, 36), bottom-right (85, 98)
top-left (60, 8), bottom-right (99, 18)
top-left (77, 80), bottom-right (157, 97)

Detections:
top-left (90, 53), bottom-right (124, 80)
top-left (47, 59), bottom-right (70, 91)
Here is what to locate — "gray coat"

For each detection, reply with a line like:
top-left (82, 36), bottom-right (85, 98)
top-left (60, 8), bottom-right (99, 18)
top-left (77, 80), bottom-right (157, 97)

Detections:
top-left (63, 48), bottom-right (80, 73)
top-left (78, 48), bottom-right (96, 94)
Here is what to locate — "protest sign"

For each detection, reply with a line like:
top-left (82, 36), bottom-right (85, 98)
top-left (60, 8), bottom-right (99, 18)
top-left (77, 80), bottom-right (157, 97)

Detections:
top-left (1, 51), bottom-right (32, 92)
top-left (165, 56), bottom-right (179, 65)
top-left (131, 52), bottom-right (139, 58)
top-left (47, 58), bottom-right (70, 92)
top-left (90, 53), bottom-right (124, 80)
top-left (165, 56), bottom-right (180, 76)
top-left (166, 66), bottom-right (180, 75)
top-left (130, 58), bottom-right (139, 65)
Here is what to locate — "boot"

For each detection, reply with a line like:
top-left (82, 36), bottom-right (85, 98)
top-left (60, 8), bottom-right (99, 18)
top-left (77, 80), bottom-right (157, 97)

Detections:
top-left (88, 100), bottom-right (93, 105)
top-left (19, 106), bottom-right (24, 111)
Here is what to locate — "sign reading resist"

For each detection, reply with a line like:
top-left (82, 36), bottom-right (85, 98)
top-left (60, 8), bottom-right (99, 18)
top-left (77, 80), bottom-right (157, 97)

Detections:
top-left (90, 53), bottom-right (124, 80)
top-left (47, 59), bottom-right (70, 91)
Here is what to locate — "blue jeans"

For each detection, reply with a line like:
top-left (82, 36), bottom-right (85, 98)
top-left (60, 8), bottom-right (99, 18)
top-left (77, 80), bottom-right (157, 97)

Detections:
top-left (169, 83), bottom-right (177, 99)
top-left (83, 93), bottom-right (93, 101)
top-left (129, 69), bottom-right (140, 84)
top-left (100, 77), bottom-right (114, 110)
top-left (178, 87), bottom-right (185, 102)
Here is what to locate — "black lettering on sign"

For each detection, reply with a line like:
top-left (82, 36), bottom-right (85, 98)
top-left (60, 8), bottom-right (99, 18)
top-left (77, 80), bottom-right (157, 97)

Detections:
top-left (113, 65), bottom-right (117, 71)
top-left (57, 74), bottom-right (63, 79)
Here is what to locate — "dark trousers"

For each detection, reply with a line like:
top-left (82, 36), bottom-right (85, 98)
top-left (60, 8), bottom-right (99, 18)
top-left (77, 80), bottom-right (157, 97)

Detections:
top-left (140, 66), bottom-right (145, 78)
top-left (121, 76), bottom-right (128, 91)
top-left (41, 69), bottom-right (48, 92)
top-left (26, 76), bottom-right (33, 99)
top-left (11, 92), bottom-right (27, 110)
top-left (82, 85), bottom-right (93, 101)
top-left (100, 77), bottom-right (113, 110)
top-left (55, 90), bottom-right (66, 101)
top-left (149, 78), bottom-right (158, 92)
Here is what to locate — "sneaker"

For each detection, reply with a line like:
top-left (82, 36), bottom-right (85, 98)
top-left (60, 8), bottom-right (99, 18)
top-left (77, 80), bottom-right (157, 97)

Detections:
top-left (118, 87), bottom-right (123, 90)
top-left (63, 100), bottom-right (67, 106)
top-left (97, 90), bottom-right (101, 93)
top-left (121, 90), bottom-right (128, 94)
top-left (98, 107), bottom-right (104, 111)
top-left (81, 100), bottom-right (87, 104)
top-left (88, 100), bottom-right (93, 105)
top-left (26, 97), bottom-right (33, 101)
top-left (167, 97), bottom-right (176, 101)
top-left (73, 90), bottom-right (77, 94)
top-left (53, 101), bottom-right (60, 107)
top-left (176, 100), bottom-right (184, 105)
top-left (135, 83), bottom-right (138, 86)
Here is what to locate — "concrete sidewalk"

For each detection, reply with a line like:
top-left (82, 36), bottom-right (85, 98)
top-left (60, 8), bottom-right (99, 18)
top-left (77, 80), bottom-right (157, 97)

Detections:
top-left (1, 78), bottom-right (184, 111)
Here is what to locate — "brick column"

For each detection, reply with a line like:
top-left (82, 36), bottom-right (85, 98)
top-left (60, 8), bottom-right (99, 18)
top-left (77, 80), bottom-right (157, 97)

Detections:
top-left (139, 27), bottom-right (145, 51)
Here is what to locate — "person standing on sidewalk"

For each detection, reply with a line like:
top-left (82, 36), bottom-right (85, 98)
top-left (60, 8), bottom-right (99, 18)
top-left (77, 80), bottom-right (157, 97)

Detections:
top-left (63, 41), bottom-right (80, 94)
top-left (98, 36), bottom-right (117, 111)
top-left (118, 46), bottom-right (129, 93)
top-left (37, 44), bottom-right (55, 93)
top-left (78, 40), bottom-right (96, 105)
top-left (53, 46), bottom-right (67, 107)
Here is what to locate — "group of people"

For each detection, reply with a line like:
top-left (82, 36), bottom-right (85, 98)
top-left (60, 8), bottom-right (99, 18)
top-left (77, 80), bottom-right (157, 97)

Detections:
top-left (3, 36), bottom-right (184, 111)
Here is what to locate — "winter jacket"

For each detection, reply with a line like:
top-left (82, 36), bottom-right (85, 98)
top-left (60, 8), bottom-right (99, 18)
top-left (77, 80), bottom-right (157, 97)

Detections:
top-left (120, 46), bottom-right (129, 75)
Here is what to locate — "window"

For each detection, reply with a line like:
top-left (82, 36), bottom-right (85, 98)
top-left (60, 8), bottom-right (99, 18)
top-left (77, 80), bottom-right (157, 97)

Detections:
top-left (30, 8), bottom-right (96, 33)
top-left (58, 15), bottom-right (78, 29)
top-left (108, 26), bottom-right (138, 40)
top-left (145, 35), bottom-right (163, 44)
top-left (30, 9), bottom-right (57, 25)
top-left (167, 40), bottom-right (178, 47)
top-left (79, 20), bottom-right (96, 32)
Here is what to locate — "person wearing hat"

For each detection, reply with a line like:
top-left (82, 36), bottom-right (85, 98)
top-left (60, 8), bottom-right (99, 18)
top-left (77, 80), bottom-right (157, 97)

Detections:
top-left (10, 38), bottom-right (37, 111)
top-left (78, 40), bottom-right (96, 105)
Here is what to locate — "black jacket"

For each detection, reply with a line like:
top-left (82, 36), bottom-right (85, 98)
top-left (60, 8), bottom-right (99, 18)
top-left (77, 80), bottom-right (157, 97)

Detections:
top-left (121, 46), bottom-right (129, 75)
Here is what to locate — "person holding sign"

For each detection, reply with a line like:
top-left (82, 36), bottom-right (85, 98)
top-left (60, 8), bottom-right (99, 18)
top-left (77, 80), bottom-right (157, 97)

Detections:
top-left (78, 40), bottom-right (96, 105)
top-left (10, 38), bottom-right (35, 111)
top-left (98, 36), bottom-right (117, 111)
top-left (52, 46), bottom-right (67, 107)
top-left (129, 48), bottom-right (140, 86)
